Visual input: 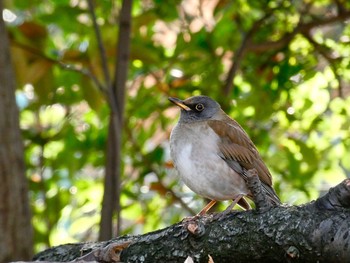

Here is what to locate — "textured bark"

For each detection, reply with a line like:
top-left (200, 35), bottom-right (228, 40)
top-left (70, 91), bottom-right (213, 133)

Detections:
top-left (33, 179), bottom-right (350, 263)
top-left (0, 0), bottom-right (33, 261)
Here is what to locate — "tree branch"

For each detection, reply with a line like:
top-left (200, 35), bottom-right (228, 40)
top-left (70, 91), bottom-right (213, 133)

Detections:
top-left (223, 10), bottom-right (276, 96)
top-left (301, 32), bottom-right (344, 98)
top-left (123, 123), bottom-right (196, 215)
top-left (86, 0), bottom-right (121, 118)
top-left (99, 0), bottom-right (133, 240)
top-left (11, 41), bottom-right (106, 94)
top-left (32, 179), bottom-right (350, 263)
top-left (86, 0), bottom-right (111, 89)
top-left (246, 10), bottom-right (350, 53)
top-left (223, 7), bottom-right (350, 98)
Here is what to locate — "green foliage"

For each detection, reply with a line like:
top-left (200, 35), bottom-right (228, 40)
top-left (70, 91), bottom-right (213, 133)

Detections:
top-left (5, 0), bottom-right (350, 252)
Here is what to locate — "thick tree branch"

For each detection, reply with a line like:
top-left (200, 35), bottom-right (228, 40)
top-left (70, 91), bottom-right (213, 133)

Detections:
top-left (32, 179), bottom-right (350, 263)
top-left (315, 179), bottom-right (350, 210)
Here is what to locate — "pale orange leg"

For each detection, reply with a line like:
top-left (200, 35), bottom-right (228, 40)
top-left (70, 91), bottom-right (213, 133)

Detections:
top-left (222, 194), bottom-right (245, 215)
top-left (197, 200), bottom-right (217, 216)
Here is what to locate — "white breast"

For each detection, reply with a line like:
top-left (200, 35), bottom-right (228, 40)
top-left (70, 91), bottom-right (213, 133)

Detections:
top-left (170, 121), bottom-right (248, 201)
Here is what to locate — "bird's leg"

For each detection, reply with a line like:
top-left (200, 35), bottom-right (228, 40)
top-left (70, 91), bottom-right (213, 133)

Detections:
top-left (221, 194), bottom-right (245, 215)
top-left (197, 200), bottom-right (217, 216)
top-left (213, 195), bottom-right (245, 220)
top-left (182, 200), bottom-right (217, 223)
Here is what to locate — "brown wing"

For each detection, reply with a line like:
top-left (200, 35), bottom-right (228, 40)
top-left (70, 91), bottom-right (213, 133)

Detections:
top-left (208, 118), bottom-right (281, 205)
top-left (208, 118), bottom-right (272, 186)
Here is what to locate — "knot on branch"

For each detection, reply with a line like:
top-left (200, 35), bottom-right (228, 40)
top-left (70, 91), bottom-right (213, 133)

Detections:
top-left (77, 240), bottom-right (131, 262)
top-left (182, 217), bottom-right (207, 237)
top-left (286, 245), bottom-right (300, 259)
top-left (315, 179), bottom-right (350, 211)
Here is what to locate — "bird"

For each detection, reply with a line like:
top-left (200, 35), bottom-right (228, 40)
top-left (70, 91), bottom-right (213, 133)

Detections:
top-left (169, 95), bottom-right (281, 215)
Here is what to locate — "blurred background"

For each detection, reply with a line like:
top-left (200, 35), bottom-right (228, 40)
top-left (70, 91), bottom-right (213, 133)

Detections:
top-left (1, 0), bottom-right (350, 259)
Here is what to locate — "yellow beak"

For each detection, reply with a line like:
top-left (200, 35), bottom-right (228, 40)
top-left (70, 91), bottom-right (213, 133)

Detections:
top-left (168, 97), bottom-right (191, 111)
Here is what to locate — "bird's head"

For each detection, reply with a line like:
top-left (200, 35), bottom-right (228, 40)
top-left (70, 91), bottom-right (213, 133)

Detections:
top-left (169, 95), bottom-right (221, 123)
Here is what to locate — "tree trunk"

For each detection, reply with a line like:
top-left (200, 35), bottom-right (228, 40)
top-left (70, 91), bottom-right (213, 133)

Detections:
top-left (0, 0), bottom-right (33, 261)
top-left (99, 0), bottom-right (132, 240)
top-left (32, 179), bottom-right (350, 263)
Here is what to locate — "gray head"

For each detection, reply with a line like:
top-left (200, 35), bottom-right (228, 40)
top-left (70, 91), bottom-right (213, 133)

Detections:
top-left (169, 95), bottom-right (221, 123)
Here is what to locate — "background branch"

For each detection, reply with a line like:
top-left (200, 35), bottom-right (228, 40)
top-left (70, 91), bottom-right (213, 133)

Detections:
top-left (223, 6), bottom-right (350, 100)
top-left (302, 32), bottom-right (344, 98)
top-left (99, 0), bottom-right (133, 240)
top-left (246, 11), bottom-right (350, 53)
top-left (11, 41), bottom-right (106, 93)
top-left (124, 124), bottom-right (196, 215)
top-left (86, 0), bottom-right (111, 90)
top-left (223, 9), bottom-right (278, 97)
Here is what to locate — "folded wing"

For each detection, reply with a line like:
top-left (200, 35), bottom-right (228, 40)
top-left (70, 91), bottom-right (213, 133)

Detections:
top-left (208, 119), bottom-right (281, 205)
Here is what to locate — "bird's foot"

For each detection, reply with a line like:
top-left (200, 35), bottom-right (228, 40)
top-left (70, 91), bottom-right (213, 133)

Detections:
top-left (213, 194), bottom-right (245, 220)
top-left (182, 216), bottom-right (207, 236)
top-left (197, 200), bottom-right (217, 216)
top-left (181, 214), bottom-right (201, 223)
top-left (181, 199), bottom-right (217, 223)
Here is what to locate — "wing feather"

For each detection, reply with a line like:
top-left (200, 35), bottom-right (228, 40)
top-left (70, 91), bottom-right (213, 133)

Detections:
top-left (208, 118), bottom-right (280, 204)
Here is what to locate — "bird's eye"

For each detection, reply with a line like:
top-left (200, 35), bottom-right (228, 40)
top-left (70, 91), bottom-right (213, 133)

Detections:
top-left (195, 103), bottom-right (204, 111)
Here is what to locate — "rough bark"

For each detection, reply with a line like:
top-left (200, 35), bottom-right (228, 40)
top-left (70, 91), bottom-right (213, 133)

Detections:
top-left (0, 0), bottom-right (33, 261)
top-left (32, 179), bottom-right (350, 263)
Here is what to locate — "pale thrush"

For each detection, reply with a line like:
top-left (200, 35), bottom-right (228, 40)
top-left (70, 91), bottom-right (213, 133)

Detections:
top-left (169, 95), bottom-right (281, 215)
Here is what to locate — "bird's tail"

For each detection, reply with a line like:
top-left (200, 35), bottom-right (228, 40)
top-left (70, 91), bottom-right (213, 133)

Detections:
top-left (261, 182), bottom-right (281, 206)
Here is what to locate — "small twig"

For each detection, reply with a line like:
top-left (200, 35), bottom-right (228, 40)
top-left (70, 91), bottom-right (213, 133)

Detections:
top-left (86, 0), bottom-right (111, 89)
top-left (223, 19), bottom-right (259, 96)
top-left (155, 173), bottom-right (197, 215)
top-left (246, 11), bottom-right (350, 53)
top-left (124, 124), bottom-right (196, 215)
top-left (302, 32), bottom-right (344, 98)
top-left (59, 62), bottom-right (107, 95)
top-left (11, 41), bottom-right (106, 93)
top-left (223, 8), bottom-right (279, 97)
top-left (224, 8), bottom-right (350, 99)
